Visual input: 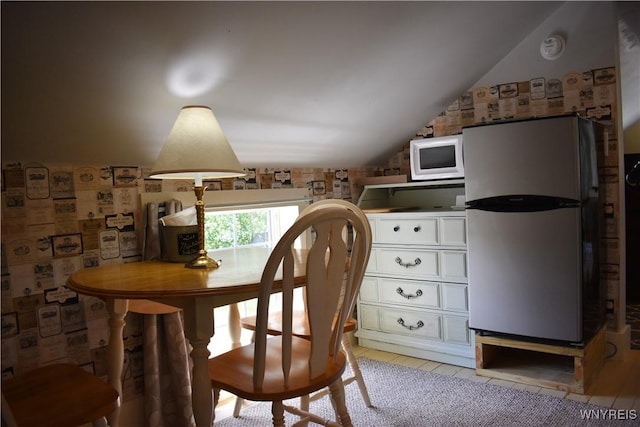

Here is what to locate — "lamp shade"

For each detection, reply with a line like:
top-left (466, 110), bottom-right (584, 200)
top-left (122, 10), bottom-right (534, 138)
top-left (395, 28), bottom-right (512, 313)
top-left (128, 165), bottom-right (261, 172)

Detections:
top-left (149, 106), bottom-right (245, 180)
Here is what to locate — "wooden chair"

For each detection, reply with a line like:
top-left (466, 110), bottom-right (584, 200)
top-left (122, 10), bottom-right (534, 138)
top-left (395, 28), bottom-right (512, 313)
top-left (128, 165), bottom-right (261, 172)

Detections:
top-left (1, 363), bottom-right (119, 427)
top-left (233, 200), bottom-right (373, 419)
top-left (208, 203), bottom-right (372, 426)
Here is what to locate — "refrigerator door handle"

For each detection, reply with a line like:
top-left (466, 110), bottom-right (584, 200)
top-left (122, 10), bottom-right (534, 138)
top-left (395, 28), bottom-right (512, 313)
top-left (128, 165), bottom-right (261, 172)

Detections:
top-left (467, 195), bottom-right (579, 212)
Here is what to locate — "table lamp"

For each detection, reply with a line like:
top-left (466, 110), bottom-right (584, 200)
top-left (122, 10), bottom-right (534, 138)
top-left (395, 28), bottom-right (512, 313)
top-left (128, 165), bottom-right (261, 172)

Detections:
top-left (150, 105), bottom-right (245, 269)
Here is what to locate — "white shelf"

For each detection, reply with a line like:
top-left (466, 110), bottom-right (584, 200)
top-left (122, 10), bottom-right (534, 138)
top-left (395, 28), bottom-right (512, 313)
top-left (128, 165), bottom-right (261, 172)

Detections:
top-left (357, 180), bottom-right (465, 212)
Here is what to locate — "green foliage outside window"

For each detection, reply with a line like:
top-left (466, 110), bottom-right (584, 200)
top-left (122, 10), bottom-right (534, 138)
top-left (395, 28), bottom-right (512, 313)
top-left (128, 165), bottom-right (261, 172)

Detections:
top-left (204, 210), bottom-right (270, 249)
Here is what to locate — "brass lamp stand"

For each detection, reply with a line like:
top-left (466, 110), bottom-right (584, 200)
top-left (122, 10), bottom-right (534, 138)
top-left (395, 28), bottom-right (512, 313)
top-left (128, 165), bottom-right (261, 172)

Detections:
top-left (188, 185), bottom-right (220, 269)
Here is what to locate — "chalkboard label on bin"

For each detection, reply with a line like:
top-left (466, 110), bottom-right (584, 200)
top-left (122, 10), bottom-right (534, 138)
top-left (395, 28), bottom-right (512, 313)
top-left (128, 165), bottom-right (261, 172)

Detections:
top-left (177, 232), bottom-right (199, 255)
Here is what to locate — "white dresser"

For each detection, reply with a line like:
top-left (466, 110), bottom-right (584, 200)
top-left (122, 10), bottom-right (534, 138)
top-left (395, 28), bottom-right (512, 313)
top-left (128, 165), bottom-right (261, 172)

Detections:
top-left (355, 181), bottom-right (475, 368)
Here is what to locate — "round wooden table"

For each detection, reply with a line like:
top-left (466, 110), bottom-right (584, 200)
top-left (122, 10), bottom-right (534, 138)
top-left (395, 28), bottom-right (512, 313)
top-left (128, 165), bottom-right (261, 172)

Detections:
top-left (68, 246), bottom-right (308, 427)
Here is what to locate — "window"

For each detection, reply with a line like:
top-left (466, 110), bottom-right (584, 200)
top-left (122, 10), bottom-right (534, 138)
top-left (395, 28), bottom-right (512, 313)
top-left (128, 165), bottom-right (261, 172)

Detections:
top-left (205, 203), bottom-right (304, 355)
top-left (204, 205), bottom-right (299, 251)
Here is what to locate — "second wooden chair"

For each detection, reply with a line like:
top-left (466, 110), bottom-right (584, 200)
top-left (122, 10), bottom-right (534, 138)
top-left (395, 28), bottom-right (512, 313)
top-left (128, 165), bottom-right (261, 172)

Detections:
top-left (233, 199), bottom-right (373, 420)
top-left (208, 203), bottom-right (372, 426)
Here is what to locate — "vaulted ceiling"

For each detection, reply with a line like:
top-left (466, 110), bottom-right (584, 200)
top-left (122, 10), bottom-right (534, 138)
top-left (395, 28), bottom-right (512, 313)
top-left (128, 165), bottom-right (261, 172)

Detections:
top-left (2, 1), bottom-right (564, 168)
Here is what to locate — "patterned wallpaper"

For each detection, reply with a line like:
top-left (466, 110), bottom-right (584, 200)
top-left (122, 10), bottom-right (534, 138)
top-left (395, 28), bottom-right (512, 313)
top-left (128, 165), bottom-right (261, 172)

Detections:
top-left (0, 164), bottom-right (375, 401)
top-left (0, 65), bottom-right (623, 402)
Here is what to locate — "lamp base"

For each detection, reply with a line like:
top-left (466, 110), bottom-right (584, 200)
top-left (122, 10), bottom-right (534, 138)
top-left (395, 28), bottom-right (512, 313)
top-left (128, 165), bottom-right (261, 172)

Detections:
top-left (185, 254), bottom-right (221, 269)
top-left (185, 184), bottom-right (220, 270)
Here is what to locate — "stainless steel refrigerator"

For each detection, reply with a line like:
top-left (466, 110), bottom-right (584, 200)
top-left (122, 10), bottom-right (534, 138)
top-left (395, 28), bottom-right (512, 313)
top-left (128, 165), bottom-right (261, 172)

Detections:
top-left (464, 115), bottom-right (605, 344)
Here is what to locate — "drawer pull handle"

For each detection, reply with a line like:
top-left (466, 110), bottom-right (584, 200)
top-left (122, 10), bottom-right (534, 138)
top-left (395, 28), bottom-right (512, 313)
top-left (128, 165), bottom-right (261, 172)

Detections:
top-left (396, 287), bottom-right (423, 299)
top-left (395, 257), bottom-right (422, 268)
top-left (393, 226), bottom-right (400, 232)
top-left (397, 318), bottom-right (424, 331)
top-left (413, 226), bottom-right (421, 232)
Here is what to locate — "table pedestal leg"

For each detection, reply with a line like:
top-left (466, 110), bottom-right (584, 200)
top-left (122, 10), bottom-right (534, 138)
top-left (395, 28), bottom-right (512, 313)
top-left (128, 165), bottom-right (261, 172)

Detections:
top-left (181, 299), bottom-right (215, 427)
top-left (106, 298), bottom-right (128, 427)
top-left (190, 338), bottom-right (213, 427)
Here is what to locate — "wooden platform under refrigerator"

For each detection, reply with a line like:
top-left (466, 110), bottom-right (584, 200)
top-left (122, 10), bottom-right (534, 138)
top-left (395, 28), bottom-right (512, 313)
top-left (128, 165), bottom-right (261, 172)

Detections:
top-left (474, 326), bottom-right (607, 394)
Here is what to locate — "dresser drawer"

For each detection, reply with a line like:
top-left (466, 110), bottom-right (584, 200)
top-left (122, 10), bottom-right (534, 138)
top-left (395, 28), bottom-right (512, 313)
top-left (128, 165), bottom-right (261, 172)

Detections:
top-left (358, 304), bottom-right (442, 340)
top-left (369, 214), bottom-right (467, 247)
top-left (362, 276), bottom-right (440, 309)
top-left (372, 247), bottom-right (439, 279)
top-left (380, 308), bottom-right (441, 340)
top-left (357, 304), bottom-right (471, 346)
top-left (369, 248), bottom-right (467, 283)
top-left (376, 217), bottom-right (438, 245)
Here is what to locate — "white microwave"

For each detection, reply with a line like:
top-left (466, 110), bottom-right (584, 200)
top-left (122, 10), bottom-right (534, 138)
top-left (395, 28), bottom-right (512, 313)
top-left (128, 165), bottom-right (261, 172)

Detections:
top-left (409, 134), bottom-right (464, 181)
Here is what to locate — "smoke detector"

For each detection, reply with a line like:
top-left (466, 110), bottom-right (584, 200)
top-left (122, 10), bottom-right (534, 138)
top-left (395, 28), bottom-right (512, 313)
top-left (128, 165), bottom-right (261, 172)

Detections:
top-left (540, 34), bottom-right (565, 60)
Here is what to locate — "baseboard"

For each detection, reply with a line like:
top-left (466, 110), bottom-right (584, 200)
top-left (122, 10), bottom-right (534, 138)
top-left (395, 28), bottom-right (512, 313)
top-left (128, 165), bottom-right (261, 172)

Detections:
top-left (606, 324), bottom-right (631, 361)
top-left (357, 337), bottom-right (476, 368)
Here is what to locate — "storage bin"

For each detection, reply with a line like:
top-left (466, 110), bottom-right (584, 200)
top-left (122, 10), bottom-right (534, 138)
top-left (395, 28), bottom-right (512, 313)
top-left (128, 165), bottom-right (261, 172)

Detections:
top-left (159, 224), bottom-right (199, 262)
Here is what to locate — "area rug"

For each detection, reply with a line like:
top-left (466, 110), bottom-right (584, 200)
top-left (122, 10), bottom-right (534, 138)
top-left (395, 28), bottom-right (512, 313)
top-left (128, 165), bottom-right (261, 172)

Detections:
top-left (214, 357), bottom-right (631, 426)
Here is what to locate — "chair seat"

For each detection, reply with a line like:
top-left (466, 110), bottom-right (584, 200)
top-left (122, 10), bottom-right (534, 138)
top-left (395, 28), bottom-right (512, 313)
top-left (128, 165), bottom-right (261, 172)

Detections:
top-left (209, 335), bottom-right (346, 402)
top-left (2, 363), bottom-right (119, 427)
top-left (240, 311), bottom-right (357, 337)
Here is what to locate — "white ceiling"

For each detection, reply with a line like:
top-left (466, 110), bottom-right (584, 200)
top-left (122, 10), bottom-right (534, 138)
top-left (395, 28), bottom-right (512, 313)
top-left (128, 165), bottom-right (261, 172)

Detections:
top-left (1, 1), bottom-right (563, 169)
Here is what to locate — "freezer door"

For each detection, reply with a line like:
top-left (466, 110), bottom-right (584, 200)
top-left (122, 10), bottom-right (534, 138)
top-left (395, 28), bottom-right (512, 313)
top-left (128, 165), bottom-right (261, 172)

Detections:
top-left (467, 207), bottom-right (583, 342)
top-left (463, 116), bottom-right (580, 202)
